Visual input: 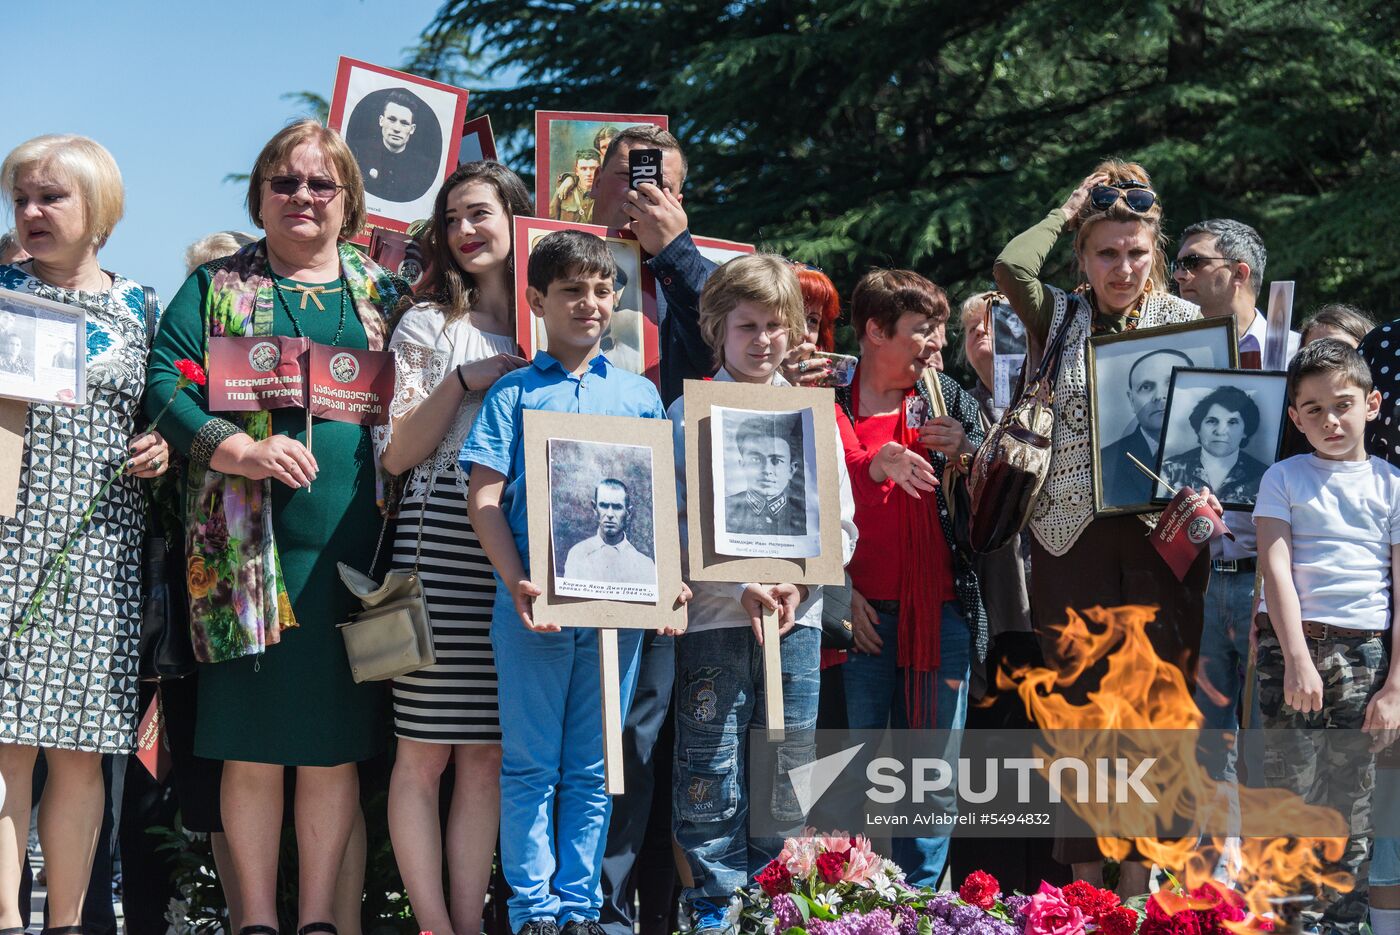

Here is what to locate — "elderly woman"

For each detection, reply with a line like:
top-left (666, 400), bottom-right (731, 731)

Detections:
top-left (0, 134), bottom-right (169, 931)
top-left (1159, 386), bottom-right (1268, 503)
top-left (834, 269), bottom-right (988, 887)
top-left (994, 161), bottom-right (1210, 892)
top-left (147, 120), bottom-right (411, 935)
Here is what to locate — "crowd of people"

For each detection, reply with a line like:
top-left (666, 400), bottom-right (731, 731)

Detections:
top-left (1, 118), bottom-right (1398, 935)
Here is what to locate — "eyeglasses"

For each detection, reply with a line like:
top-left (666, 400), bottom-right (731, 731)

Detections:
top-left (267, 175), bottom-right (345, 200)
top-left (1089, 181), bottom-right (1157, 213)
top-left (1171, 254), bottom-right (1237, 275)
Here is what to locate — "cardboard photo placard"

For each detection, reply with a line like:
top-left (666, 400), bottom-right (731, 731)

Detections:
top-left (524, 409), bottom-right (685, 631)
top-left (682, 379), bottom-right (844, 587)
top-left (206, 336), bottom-right (310, 412)
top-left (512, 216), bottom-right (659, 387)
top-left (533, 110), bottom-right (668, 224)
top-left (0, 287), bottom-right (85, 407)
top-left (308, 344), bottom-right (395, 426)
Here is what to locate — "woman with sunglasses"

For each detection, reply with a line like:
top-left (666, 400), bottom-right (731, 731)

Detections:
top-left (993, 159), bottom-right (1213, 895)
top-left (146, 120), bottom-right (412, 935)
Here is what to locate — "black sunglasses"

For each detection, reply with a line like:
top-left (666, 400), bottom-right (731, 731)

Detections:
top-left (1089, 181), bottom-right (1156, 213)
top-left (1171, 253), bottom-right (1237, 274)
top-left (267, 175), bottom-right (345, 200)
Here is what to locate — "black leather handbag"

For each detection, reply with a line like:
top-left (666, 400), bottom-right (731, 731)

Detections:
top-left (137, 287), bottom-right (196, 681)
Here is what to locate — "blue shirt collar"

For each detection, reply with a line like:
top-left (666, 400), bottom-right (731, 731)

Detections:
top-left (531, 349), bottom-right (612, 376)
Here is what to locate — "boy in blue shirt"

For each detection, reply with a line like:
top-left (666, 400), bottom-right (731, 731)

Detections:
top-left (463, 230), bottom-right (688, 935)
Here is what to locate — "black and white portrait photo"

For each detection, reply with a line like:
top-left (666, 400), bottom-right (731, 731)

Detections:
top-left (990, 297), bottom-right (1026, 410)
top-left (328, 57), bottom-right (469, 231)
top-left (1087, 317), bottom-right (1235, 515)
top-left (711, 406), bottom-right (821, 558)
top-left (0, 286), bottom-right (85, 406)
top-left (549, 438), bottom-right (658, 603)
top-left (1152, 368), bottom-right (1287, 510)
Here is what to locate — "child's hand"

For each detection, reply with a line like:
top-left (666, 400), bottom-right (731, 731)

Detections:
top-left (656, 583), bottom-right (694, 636)
top-left (511, 578), bottom-right (555, 632)
top-left (1283, 656), bottom-right (1324, 713)
top-left (1364, 685), bottom-right (1400, 752)
top-left (742, 583), bottom-right (807, 644)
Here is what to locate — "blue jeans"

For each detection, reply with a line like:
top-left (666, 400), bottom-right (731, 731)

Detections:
top-left (672, 625), bottom-right (821, 906)
top-left (1374, 764), bottom-right (1400, 886)
top-left (1195, 567), bottom-right (1264, 784)
top-left (491, 588), bottom-right (645, 930)
top-left (843, 602), bottom-right (971, 887)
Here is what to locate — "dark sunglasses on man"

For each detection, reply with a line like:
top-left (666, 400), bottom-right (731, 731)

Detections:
top-left (1089, 180), bottom-right (1156, 213)
top-left (268, 175), bottom-right (345, 200)
top-left (1170, 253), bottom-right (1238, 275)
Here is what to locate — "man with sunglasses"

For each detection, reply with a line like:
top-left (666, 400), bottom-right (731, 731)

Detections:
top-left (1172, 219), bottom-right (1298, 798)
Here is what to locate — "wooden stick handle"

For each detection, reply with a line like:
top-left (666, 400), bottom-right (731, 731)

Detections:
top-left (762, 598), bottom-right (785, 742)
top-left (1125, 451), bottom-right (1175, 493)
top-left (599, 628), bottom-right (625, 795)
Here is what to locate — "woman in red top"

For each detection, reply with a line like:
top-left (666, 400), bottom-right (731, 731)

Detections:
top-left (833, 269), bottom-right (988, 887)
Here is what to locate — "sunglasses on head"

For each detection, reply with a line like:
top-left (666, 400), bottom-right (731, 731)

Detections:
top-left (1089, 180), bottom-right (1156, 213)
top-left (267, 175), bottom-right (344, 200)
top-left (1171, 253), bottom-right (1237, 275)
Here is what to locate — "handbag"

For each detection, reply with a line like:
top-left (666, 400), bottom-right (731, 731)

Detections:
top-left (820, 573), bottom-right (855, 650)
top-left (966, 305), bottom-right (1077, 554)
top-left (336, 472), bottom-right (437, 683)
top-left (137, 286), bottom-right (197, 681)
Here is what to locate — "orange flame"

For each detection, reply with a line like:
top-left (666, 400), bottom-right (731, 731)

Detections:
top-left (996, 604), bottom-right (1352, 926)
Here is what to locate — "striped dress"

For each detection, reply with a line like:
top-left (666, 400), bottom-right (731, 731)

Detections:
top-left (373, 304), bottom-right (514, 744)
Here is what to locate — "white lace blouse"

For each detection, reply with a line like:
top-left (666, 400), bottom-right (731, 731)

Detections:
top-left (371, 302), bottom-right (517, 504)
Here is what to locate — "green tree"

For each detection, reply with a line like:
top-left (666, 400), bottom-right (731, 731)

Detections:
top-left (408, 0), bottom-right (1400, 339)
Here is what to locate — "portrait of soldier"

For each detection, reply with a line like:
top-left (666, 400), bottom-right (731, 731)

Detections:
top-left (724, 413), bottom-right (808, 536)
top-left (563, 477), bottom-right (657, 586)
top-left (550, 148), bottom-right (599, 223)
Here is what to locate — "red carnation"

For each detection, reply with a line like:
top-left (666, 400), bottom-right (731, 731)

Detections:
top-left (1141, 895), bottom-right (1202, 935)
top-left (1098, 906), bottom-right (1140, 935)
top-left (1061, 879), bottom-right (1120, 920)
top-left (175, 358), bottom-right (207, 386)
top-left (815, 850), bottom-right (847, 885)
top-left (957, 869), bottom-right (1001, 910)
top-left (1188, 884), bottom-right (1246, 935)
top-left (756, 858), bottom-right (793, 896)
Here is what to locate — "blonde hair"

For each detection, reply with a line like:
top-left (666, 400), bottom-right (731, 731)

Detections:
top-left (246, 120), bottom-right (366, 241)
top-left (697, 254), bottom-right (805, 368)
top-left (184, 230), bottom-right (257, 275)
top-left (1070, 159), bottom-right (1168, 293)
top-left (1, 135), bottom-right (125, 248)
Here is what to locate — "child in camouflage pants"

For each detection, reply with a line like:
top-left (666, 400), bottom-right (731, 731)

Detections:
top-left (1254, 340), bottom-right (1400, 934)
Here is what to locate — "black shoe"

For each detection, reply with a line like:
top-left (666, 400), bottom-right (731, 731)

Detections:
top-left (517, 921), bottom-right (561, 935)
top-left (560, 921), bottom-right (606, 935)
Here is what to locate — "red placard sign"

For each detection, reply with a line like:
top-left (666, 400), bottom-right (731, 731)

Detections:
top-left (207, 336), bottom-right (311, 411)
top-left (308, 344), bottom-right (395, 425)
top-left (136, 694), bottom-right (171, 782)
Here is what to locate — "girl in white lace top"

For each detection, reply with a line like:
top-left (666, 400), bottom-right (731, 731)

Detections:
top-left (372, 161), bottom-right (531, 935)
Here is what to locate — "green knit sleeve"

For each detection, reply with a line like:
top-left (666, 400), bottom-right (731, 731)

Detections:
top-left (145, 266), bottom-right (233, 456)
top-left (993, 208), bottom-right (1070, 344)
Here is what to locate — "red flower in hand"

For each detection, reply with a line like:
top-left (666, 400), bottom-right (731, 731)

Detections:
top-left (175, 358), bottom-right (207, 386)
top-left (815, 850), bottom-right (847, 885)
top-left (1098, 906), bottom-right (1141, 935)
top-left (1061, 879), bottom-right (1120, 920)
top-left (756, 859), bottom-right (793, 896)
top-left (958, 869), bottom-right (1001, 909)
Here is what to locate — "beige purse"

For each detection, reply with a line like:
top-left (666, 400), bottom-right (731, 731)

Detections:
top-left (336, 476), bottom-right (438, 683)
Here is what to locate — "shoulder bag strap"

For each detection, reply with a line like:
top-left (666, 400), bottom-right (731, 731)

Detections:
top-left (142, 286), bottom-right (158, 349)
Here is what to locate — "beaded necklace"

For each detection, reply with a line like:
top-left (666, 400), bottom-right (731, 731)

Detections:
top-left (273, 273), bottom-right (348, 346)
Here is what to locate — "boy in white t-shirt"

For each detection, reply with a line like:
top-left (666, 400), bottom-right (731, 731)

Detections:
top-left (1254, 339), bottom-right (1400, 934)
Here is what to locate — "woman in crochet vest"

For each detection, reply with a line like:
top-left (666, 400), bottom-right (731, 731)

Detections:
top-left (993, 160), bottom-right (1212, 894)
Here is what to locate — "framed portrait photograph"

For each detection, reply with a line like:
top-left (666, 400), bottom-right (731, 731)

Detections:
top-left (711, 406), bottom-right (821, 558)
top-left (1086, 316), bottom-right (1237, 517)
top-left (512, 215), bottom-right (659, 386)
top-left (533, 110), bottom-right (668, 225)
top-left (524, 410), bottom-right (685, 631)
top-left (548, 438), bottom-right (658, 603)
top-left (1151, 368), bottom-right (1288, 511)
top-left (459, 114), bottom-right (498, 164)
top-left (682, 379), bottom-right (845, 587)
top-left (989, 296), bottom-right (1026, 410)
top-left (0, 287), bottom-right (86, 406)
top-left (328, 57), bottom-right (470, 236)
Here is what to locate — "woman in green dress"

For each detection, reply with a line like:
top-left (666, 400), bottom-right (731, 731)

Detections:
top-left (146, 120), bottom-right (410, 935)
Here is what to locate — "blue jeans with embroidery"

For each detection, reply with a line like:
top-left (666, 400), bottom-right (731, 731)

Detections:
top-left (842, 602), bottom-right (971, 887)
top-left (672, 625), bottom-right (821, 907)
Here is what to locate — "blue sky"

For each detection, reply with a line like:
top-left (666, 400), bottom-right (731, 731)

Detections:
top-left (5, 0), bottom-right (448, 299)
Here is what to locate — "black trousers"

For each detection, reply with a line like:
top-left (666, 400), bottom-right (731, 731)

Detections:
top-left (599, 632), bottom-right (677, 935)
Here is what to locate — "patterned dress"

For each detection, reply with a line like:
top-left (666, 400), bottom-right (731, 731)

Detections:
top-left (0, 264), bottom-right (153, 753)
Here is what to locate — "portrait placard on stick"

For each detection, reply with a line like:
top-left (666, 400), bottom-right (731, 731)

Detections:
top-left (206, 336), bottom-right (310, 412)
top-left (533, 110), bottom-right (668, 224)
top-left (524, 410), bottom-right (686, 793)
top-left (512, 216), bottom-right (659, 387)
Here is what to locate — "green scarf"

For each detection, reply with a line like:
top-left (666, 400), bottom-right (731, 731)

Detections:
top-left (186, 239), bottom-right (404, 663)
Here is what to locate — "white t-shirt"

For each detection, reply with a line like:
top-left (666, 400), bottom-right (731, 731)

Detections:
top-left (1253, 454), bottom-right (1400, 629)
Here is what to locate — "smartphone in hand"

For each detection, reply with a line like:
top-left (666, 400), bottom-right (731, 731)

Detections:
top-left (629, 148), bottom-right (663, 191)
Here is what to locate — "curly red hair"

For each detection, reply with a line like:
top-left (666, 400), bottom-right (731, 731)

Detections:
top-left (794, 265), bottom-right (841, 351)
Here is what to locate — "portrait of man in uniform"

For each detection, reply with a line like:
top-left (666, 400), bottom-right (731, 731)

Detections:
top-left (563, 479), bottom-right (657, 586)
